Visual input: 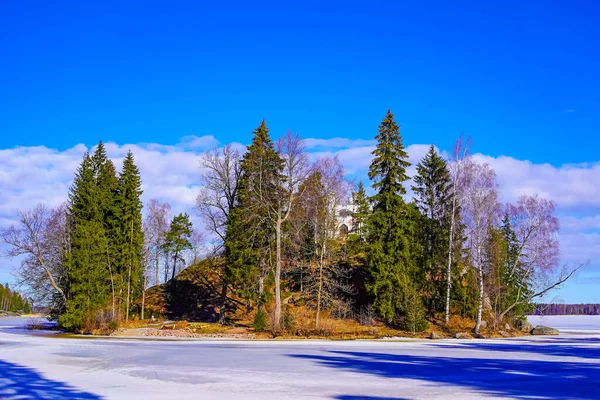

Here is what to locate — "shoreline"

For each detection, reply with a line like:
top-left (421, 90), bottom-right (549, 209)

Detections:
top-left (2, 321), bottom-right (599, 400)
top-left (5, 315), bottom-right (600, 342)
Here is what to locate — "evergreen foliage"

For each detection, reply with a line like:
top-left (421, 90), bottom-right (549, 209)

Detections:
top-left (365, 110), bottom-right (418, 322)
top-left (59, 142), bottom-right (145, 330)
top-left (4, 113), bottom-right (561, 334)
top-left (61, 146), bottom-right (111, 329)
top-left (400, 282), bottom-right (429, 332)
top-left (163, 213), bottom-right (193, 281)
top-left (226, 121), bottom-right (283, 305)
top-left (252, 309), bottom-right (268, 331)
top-left (116, 151), bottom-right (144, 318)
top-left (0, 283), bottom-right (31, 313)
top-left (498, 213), bottom-right (534, 318)
top-left (351, 181), bottom-right (370, 241)
top-left (412, 145), bottom-right (453, 314)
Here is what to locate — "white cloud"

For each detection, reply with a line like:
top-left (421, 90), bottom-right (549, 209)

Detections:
top-left (474, 154), bottom-right (600, 213)
top-left (1, 136), bottom-right (599, 301)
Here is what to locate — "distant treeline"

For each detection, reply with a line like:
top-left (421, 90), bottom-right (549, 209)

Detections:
top-left (531, 304), bottom-right (600, 315)
top-left (0, 283), bottom-right (32, 314)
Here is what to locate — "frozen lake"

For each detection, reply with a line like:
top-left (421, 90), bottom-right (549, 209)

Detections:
top-left (0, 316), bottom-right (54, 328)
top-left (1, 316), bottom-right (600, 399)
top-left (528, 315), bottom-right (600, 332)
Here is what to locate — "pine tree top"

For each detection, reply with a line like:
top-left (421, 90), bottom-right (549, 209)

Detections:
top-left (412, 144), bottom-right (452, 218)
top-left (357, 181), bottom-right (366, 194)
top-left (68, 152), bottom-right (97, 220)
top-left (239, 121), bottom-right (285, 198)
top-left (249, 120), bottom-right (274, 148)
top-left (352, 181), bottom-right (369, 209)
top-left (118, 150), bottom-right (144, 221)
top-left (91, 141), bottom-right (108, 172)
top-left (368, 110), bottom-right (411, 202)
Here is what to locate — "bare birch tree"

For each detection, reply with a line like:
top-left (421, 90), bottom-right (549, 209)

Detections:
top-left (144, 199), bottom-right (171, 286)
top-left (188, 229), bottom-right (206, 265)
top-left (445, 136), bottom-right (470, 324)
top-left (461, 160), bottom-right (500, 333)
top-left (271, 132), bottom-right (310, 330)
top-left (310, 157), bottom-right (353, 328)
top-left (140, 242), bottom-right (151, 320)
top-left (497, 195), bottom-right (584, 321)
top-left (1, 204), bottom-right (69, 311)
top-left (196, 144), bottom-right (242, 252)
top-left (196, 144), bottom-right (242, 322)
top-left (291, 157), bottom-right (352, 328)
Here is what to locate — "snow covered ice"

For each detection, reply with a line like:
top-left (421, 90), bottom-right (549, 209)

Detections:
top-left (1, 317), bottom-right (599, 399)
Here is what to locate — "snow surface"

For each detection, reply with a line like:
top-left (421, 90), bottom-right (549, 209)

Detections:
top-left (1, 317), bottom-right (600, 399)
top-left (528, 315), bottom-right (600, 333)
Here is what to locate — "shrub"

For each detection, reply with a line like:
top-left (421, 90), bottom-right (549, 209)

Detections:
top-left (357, 304), bottom-right (375, 326)
top-left (25, 318), bottom-right (44, 330)
top-left (58, 310), bottom-right (83, 332)
top-left (252, 309), bottom-right (268, 331)
top-left (400, 284), bottom-right (429, 333)
top-left (107, 321), bottom-right (119, 331)
top-left (282, 306), bottom-right (296, 332)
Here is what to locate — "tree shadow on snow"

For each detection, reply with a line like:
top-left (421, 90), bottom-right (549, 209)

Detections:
top-left (431, 339), bottom-right (600, 360)
top-left (0, 359), bottom-right (102, 399)
top-left (291, 350), bottom-right (600, 399)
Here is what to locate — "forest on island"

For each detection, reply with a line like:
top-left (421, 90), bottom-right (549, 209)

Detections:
top-left (1, 110), bottom-right (583, 334)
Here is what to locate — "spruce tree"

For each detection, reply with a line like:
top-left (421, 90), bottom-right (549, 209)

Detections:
top-left (117, 151), bottom-right (144, 321)
top-left (97, 153), bottom-right (120, 319)
top-left (412, 145), bottom-right (452, 315)
top-left (61, 144), bottom-right (112, 330)
top-left (225, 121), bottom-right (283, 311)
top-left (366, 110), bottom-right (418, 323)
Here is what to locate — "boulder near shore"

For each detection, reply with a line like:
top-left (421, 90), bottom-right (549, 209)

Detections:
top-left (530, 325), bottom-right (559, 335)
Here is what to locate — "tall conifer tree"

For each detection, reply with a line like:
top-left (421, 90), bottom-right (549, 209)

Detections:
top-left (226, 121), bottom-right (283, 309)
top-left (97, 151), bottom-right (120, 318)
top-left (61, 143), bottom-right (113, 329)
top-left (412, 145), bottom-right (452, 314)
top-left (117, 151), bottom-right (144, 320)
top-left (366, 110), bottom-right (417, 323)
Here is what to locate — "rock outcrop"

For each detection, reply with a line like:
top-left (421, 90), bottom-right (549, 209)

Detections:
top-left (518, 319), bottom-right (533, 332)
top-left (429, 332), bottom-right (443, 340)
top-left (530, 325), bottom-right (559, 336)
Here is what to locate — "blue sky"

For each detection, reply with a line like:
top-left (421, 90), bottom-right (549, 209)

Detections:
top-left (1, 1), bottom-right (599, 163)
top-left (1, 1), bottom-right (599, 302)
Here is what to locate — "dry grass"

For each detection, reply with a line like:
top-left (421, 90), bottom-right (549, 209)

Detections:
top-left (445, 314), bottom-right (476, 333)
top-left (252, 306), bottom-right (428, 340)
top-left (74, 300), bottom-right (518, 340)
top-left (186, 322), bottom-right (231, 334)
